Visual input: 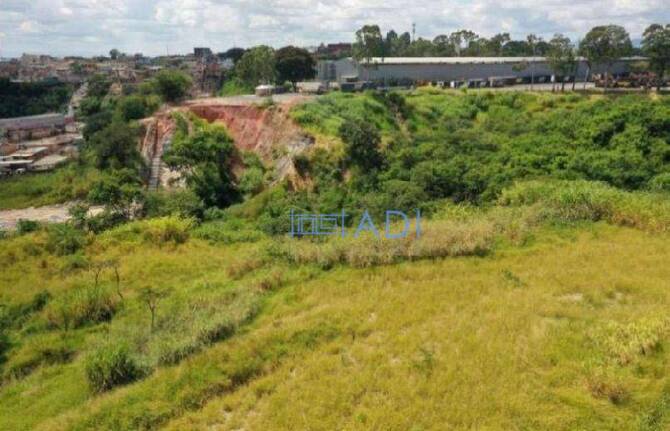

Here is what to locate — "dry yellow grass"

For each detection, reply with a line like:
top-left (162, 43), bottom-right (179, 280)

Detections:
top-left (160, 224), bottom-right (670, 431)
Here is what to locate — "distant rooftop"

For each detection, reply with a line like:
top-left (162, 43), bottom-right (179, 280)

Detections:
top-left (360, 56), bottom-right (647, 65)
top-left (0, 113), bottom-right (66, 131)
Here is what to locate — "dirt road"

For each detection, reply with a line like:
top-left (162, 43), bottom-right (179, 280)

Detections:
top-left (0, 203), bottom-right (102, 230)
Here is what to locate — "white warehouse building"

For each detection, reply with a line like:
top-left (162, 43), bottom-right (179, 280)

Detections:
top-left (317, 56), bottom-right (645, 85)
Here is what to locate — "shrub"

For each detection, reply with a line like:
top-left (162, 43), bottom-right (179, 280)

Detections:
top-left (499, 180), bottom-right (670, 232)
top-left (592, 317), bottom-right (670, 366)
top-left (46, 224), bottom-right (86, 256)
top-left (0, 330), bottom-right (10, 364)
top-left (648, 173), bottom-right (670, 192)
top-left (85, 342), bottom-right (144, 393)
top-left (3, 334), bottom-right (74, 379)
top-left (269, 218), bottom-right (495, 269)
top-left (239, 167), bottom-right (265, 197)
top-left (60, 252), bottom-right (91, 274)
top-left (586, 370), bottom-right (629, 404)
top-left (140, 217), bottom-right (193, 246)
top-left (45, 286), bottom-right (117, 329)
top-left (193, 220), bottom-right (264, 245)
top-left (143, 189), bottom-right (205, 220)
top-left (16, 219), bottom-right (40, 235)
top-left (0, 290), bottom-right (52, 331)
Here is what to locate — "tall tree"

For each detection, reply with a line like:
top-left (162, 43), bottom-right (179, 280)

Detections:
top-left (526, 34), bottom-right (541, 90)
top-left (642, 24), bottom-right (670, 90)
top-left (151, 69), bottom-right (192, 102)
top-left (486, 33), bottom-right (511, 56)
top-left (109, 49), bottom-right (120, 60)
top-left (275, 46), bottom-right (316, 89)
top-left (449, 30), bottom-right (478, 56)
top-left (221, 47), bottom-right (246, 64)
top-left (163, 118), bottom-right (240, 208)
top-left (547, 34), bottom-right (577, 91)
top-left (433, 35), bottom-right (454, 56)
top-left (353, 25), bottom-right (384, 80)
top-left (579, 25), bottom-right (633, 90)
top-left (235, 46), bottom-right (276, 86)
top-left (87, 121), bottom-right (143, 171)
top-left (353, 25), bottom-right (384, 59)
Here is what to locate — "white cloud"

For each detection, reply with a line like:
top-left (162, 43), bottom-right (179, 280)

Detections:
top-left (0, 0), bottom-right (668, 57)
top-left (19, 20), bottom-right (40, 33)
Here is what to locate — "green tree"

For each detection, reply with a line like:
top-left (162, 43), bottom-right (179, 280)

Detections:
top-left (486, 33), bottom-right (511, 56)
top-left (353, 24), bottom-right (385, 75)
top-left (449, 30), bottom-right (478, 56)
top-left (88, 169), bottom-right (144, 220)
top-left (87, 121), bottom-right (143, 170)
top-left (526, 34), bottom-right (542, 90)
top-left (642, 24), bottom-right (670, 90)
top-left (275, 46), bottom-right (316, 90)
top-left (235, 46), bottom-right (276, 86)
top-left (117, 95), bottom-right (146, 121)
top-left (547, 34), bottom-right (577, 91)
top-left (138, 287), bottom-right (169, 332)
top-left (163, 119), bottom-right (241, 208)
top-left (87, 74), bottom-right (112, 99)
top-left (338, 118), bottom-right (384, 173)
top-left (580, 25), bottom-right (633, 90)
top-left (151, 70), bottom-right (192, 102)
top-left (221, 47), bottom-right (246, 64)
top-left (432, 35), bottom-right (455, 56)
top-left (109, 49), bottom-right (120, 60)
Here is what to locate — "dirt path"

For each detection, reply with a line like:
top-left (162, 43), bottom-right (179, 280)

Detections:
top-left (0, 203), bottom-right (102, 230)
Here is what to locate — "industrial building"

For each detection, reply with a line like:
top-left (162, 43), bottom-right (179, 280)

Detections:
top-left (0, 113), bottom-right (73, 142)
top-left (317, 56), bottom-right (645, 86)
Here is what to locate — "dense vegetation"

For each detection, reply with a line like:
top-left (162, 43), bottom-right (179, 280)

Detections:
top-left (286, 91), bottom-right (670, 219)
top-left (4, 178), bottom-right (670, 429)
top-left (2, 90), bottom-right (670, 430)
top-left (0, 78), bottom-right (73, 118)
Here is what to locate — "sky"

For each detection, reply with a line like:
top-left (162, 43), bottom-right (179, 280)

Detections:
top-left (0, 0), bottom-right (668, 58)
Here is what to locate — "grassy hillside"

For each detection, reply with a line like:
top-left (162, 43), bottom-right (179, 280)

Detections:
top-left (1, 182), bottom-right (670, 429)
top-left (2, 91), bottom-right (670, 430)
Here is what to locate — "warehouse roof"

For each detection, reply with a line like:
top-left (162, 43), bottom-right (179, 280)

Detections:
top-left (360, 56), bottom-right (647, 65)
top-left (0, 113), bottom-right (66, 131)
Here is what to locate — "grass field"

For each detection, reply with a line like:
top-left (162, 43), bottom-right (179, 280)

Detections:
top-left (2, 90), bottom-right (670, 430)
top-left (0, 164), bottom-right (101, 210)
top-left (2, 196), bottom-right (670, 430)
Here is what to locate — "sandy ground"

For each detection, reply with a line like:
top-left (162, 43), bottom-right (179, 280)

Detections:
top-left (185, 93), bottom-right (317, 107)
top-left (0, 203), bottom-right (103, 230)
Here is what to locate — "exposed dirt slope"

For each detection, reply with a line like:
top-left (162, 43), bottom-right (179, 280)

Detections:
top-left (140, 98), bottom-right (314, 188)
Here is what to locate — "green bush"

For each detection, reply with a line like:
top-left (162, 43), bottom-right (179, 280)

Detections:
top-left (140, 217), bottom-right (193, 246)
top-left (499, 180), bottom-right (670, 232)
top-left (85, 342), bottom-right (144, 393)
top-left (16, 219), bottom-right (40, 235)
top-left (143, 189), bottom-right (205, 220)
top-left (45, 286), bottom-right (117, 329)
top-left (648, 173), bottom-right (670, 191)
top-left (3, 334), bottom-right (74, 379)
top-left (46, 224), bottom-right (86, 256)
top-left (192, 220), bottom-right (265, 244)
top-left (0, 290), bottom-right (52, 331)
